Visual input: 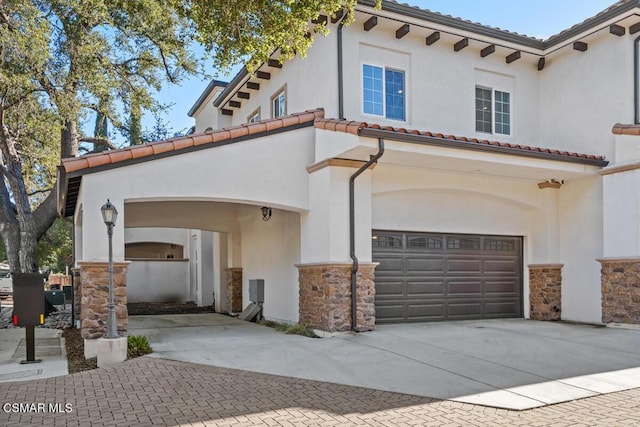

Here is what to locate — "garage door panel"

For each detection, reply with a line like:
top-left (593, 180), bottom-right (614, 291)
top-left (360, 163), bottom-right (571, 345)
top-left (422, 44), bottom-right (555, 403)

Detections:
top-left (407, 303), bottom-right (445, 319)
top-left (447, 280), bottom-right (482, 295)
top-left (375, 257), bottom-right (404, 273)
top-left (447, 259), bottom-right (482, 273)
top-left (406, 280), bottom-right (445, 296)
top-left (375, 280), bottom-right (405, 297)
top-left (484, 259), bottom-right (520, 273)
top-left (447, 302), bottom-right (483, 317)
top-left (375, 304), bottom-right (405, 322)
top-left (484, 280), bottom-right (519, 294)
top-left (373, 230), bottom-right (522, 323)
top-left (405, 258), bottom-right (444, 273)
top-left (485, 301), bottom-right (519, 316)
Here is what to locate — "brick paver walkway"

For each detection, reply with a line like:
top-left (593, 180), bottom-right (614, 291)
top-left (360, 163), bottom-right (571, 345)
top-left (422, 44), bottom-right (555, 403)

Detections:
top-left (1, 357), bottom-right (639, 426)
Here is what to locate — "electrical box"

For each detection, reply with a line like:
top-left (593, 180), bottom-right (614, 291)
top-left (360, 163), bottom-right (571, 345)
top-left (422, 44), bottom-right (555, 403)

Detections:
top-left (12, 273), bottom-right (45, 326)
top-left (45, 290), bottom-right (65, 306)
top-left (249, 279), bottom-right (264, 303)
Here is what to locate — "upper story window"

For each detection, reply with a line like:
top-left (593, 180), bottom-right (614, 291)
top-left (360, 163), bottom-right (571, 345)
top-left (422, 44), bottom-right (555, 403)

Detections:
top-left (476, 86), bottom-right (510, 135)
top-left (363, 64), bottom-right (405, 121)
top-left (248, 108), bottom-right (260, 123)
top-left (272, 86), bottom-right (286, 118)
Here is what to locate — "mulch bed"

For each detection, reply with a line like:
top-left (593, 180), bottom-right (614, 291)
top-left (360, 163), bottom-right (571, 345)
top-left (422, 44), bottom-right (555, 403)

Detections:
top-left (127, 302), bottom-right (215, 315)
top-left (62, 328), bottom-right (97, 374)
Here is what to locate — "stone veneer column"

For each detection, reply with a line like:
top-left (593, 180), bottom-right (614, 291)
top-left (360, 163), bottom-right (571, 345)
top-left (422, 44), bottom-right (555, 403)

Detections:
top-left (297, 263), bottom-right (376, 332)
top-left (78, 261), bottom-right (130, 339)
top-left (598, 258), bottom-right (640, 325)
top-left (528, 264), bottom-right (562, 321)
top-left (225, 268), bottom-right (243, 313)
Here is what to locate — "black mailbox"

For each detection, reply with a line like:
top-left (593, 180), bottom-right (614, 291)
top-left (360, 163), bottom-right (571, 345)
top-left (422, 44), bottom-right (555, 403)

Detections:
top-left (12, 273), bottom-right (44, 326)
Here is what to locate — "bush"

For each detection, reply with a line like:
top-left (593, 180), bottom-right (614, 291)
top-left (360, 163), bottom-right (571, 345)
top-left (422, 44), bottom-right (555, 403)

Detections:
top-left (127, 335), bottom-right (153, 359)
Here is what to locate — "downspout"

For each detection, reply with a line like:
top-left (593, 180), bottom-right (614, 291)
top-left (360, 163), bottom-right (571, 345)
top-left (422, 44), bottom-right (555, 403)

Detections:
top-left (635, 36), bottom-right (640, 124)
top-left (349, 138), bottom-right (385, 331)
top-left (337, 12), bottom-right (348, 119)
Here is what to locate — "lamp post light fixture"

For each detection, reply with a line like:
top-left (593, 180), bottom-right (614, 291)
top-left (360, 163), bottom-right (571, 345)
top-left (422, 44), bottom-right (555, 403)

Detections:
top-left (101, 199), bottom-right (118, 339)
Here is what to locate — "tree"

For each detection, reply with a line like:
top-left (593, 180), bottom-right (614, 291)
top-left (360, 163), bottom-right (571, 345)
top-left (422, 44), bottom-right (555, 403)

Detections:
top-left (0, 0), bottom-right (362, 274)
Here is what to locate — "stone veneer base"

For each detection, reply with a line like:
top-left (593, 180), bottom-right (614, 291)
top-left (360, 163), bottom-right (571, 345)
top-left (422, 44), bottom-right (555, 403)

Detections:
top-left (77, 261), bottom-right (130, 340)
top-left (528, 264), bottom-right (563, 321)
top-left (225, 268), bottom-right (243, 313)
top-left (297, 262), bottom-right (376, 332)
top-left (598, 257), bottom-right (640, 325)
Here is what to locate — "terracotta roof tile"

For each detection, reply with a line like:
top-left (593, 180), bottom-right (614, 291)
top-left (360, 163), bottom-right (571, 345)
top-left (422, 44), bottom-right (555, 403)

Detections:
top-left (151, 141), bottom-right (175, 155)
top-left (130, 145), bottom-right (154, 159)
top-left (107, 150), bottom-right (133, 164)
top-left (172, 137), bottom-right (195, 150)
top-left (315, 117), bottom-right (607, 163)
top-left (61, 109), bottom-right (324, 174)
top-left (613, 123), bottom-right (640, 135)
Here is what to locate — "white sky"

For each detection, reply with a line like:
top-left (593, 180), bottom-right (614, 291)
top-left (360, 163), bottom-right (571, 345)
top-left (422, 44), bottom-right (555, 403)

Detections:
top-left (147, 0), bottom-right (618, 138)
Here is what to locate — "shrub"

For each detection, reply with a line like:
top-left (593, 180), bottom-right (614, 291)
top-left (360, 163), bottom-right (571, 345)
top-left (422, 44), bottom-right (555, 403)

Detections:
top-left (258, 320), bottom-right (319, 338)
top-left (127, 335), bottom-right (153, 359)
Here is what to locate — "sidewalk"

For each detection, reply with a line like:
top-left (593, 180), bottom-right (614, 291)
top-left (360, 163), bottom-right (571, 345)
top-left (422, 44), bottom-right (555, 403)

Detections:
top-left (0, 326), bottom-right (68, 383)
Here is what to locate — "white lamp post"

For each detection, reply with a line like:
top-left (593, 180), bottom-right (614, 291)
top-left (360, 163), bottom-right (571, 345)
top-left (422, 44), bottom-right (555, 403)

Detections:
top-left (101, 199), bottom-right (118, 339)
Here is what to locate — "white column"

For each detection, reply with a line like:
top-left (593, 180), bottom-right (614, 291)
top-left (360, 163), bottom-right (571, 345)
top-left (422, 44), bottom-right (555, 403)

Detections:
top-left (531, 182), bottom-right (561, 263)
top-left (300, 165), bottom-right (373, 264)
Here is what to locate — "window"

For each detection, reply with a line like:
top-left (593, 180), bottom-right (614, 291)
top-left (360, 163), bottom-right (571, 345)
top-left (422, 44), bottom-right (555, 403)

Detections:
top-left (363, 64), bottom-right (405, 121)
top-left (271, 87), bottom-right (286, 118)
top-left (248, 108), bottom-right (260, 123)
top-left (475, 87), bottom-right (511, 135)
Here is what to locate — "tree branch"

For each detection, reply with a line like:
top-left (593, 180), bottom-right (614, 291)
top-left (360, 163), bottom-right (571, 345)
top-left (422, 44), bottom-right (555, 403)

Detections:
top-left (78, 136), bottom-right (116, 150)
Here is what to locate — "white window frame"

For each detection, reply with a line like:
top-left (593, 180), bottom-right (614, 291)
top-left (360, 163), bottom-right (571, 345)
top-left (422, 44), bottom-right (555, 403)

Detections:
top-left (247, 107), bottom-right (261, 123)
top-left (475, 85), bottom-right (511, 136)
top-left (362, 63), bottom-right (406, 122)
top-left (271, 85), bottom-right (287, 118)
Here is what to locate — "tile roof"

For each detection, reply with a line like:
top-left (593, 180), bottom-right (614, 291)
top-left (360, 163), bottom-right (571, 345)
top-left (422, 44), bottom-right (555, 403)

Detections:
top-left (546, 0), bottom-right (634, 43)
top-left (62, 109), bottom-right (324, 174)
top-left (612, 123), bottom-right (640, 135)
top-left (315, 118), bottom-right (607, 165)
top-left (385, 0), bottom-right (543, 42)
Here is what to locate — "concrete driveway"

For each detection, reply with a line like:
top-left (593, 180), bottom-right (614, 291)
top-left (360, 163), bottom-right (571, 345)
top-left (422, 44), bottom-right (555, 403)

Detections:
top-left (129, 314), bottom-right (640, 410)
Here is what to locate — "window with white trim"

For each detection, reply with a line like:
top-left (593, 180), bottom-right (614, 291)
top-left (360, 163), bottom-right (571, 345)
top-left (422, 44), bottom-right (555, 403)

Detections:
top-left (272, 88), bottom-right (286, 118)
top-left (363, 64), bottom-right (405, 121)
top-left (475, 86), bottom-right (511, 135)
top-left (248, 108), bottom-right (260, 123)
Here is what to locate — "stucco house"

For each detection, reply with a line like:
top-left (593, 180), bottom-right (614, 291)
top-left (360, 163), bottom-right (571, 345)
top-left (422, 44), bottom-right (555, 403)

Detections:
top-left (58, 0), bottom-right (640, 350)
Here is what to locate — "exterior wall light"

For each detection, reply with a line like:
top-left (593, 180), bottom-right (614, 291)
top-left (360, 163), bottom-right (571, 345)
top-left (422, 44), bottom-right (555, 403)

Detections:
top-left (101, 199), bottom-right (119, 339)
top-left (261, 206), bottom-right (272, 221)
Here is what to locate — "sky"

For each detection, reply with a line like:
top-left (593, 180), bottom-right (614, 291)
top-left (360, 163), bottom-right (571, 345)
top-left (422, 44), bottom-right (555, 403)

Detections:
top-left (151, 0), bottom-right (618, 135)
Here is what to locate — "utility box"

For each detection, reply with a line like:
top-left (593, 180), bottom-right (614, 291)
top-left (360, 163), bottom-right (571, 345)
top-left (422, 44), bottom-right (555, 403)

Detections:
top-left (249, 279), bottom-right (264, 303)
top-left (45, 290), bottom-right (65, 306)
top-left (12, 273), bottom-right (45, 326)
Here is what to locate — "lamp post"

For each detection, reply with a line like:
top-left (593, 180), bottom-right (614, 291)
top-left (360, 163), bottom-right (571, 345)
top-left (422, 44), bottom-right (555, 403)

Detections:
top-left (101, 199), bottom-right (118, 339)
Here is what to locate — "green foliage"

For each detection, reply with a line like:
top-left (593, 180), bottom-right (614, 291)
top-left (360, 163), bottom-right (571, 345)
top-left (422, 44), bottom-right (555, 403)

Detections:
top-left (259, 320), bottom-right (319, 338)
top-left (127, 335), bottom-right (153, 358)
top-left (36, 219), bottom-right (72, 273)
top-left (177, 0), bottom-right (360, 72)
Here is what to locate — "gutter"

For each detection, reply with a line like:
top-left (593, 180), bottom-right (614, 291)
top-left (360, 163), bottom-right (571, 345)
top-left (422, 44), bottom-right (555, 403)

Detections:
top-left (349, 138), bottom-right (384, 332)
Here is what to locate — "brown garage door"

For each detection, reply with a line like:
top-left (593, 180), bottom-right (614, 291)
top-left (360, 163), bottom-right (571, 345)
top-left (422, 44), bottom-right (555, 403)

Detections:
top-left (372, 231), bottom-right (523, 323)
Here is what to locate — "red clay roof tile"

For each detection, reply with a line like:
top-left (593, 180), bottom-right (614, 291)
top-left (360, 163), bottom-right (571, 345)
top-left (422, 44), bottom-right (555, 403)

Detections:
top-left (315, 117), bottom-right (607, 163)
top-left (613, 123), bottom-right (640, 135)
top-left (61, 109), bottom-right (324, 174)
